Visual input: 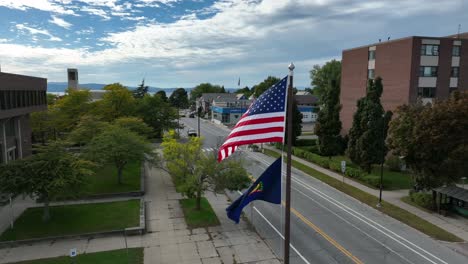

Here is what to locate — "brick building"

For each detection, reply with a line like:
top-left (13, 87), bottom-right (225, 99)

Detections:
top-left (340, 32), bottom-right (468, 134)
top-left (0, 72), bottom-right (47, 163)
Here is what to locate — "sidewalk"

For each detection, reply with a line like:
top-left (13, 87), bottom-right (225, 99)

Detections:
top-left (0, 164), bottom-right (281, 264)
top-left (265, 145), bottom-right (468, 243)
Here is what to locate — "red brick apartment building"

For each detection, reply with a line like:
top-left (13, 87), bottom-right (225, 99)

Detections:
top-left (340, 33), bottom-right (468, 134)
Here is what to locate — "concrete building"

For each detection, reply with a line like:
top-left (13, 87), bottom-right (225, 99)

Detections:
top-left (196, 93), bottom-right (237, 113)
top-left (211, 96), bottom-right (252, 126)
top-left (0, 72), bottom-right (47, 163)
top-left (295, 94), bottom-right (319, 123)
top-left (67, 68), bottom-right (78, 89)
top-left (340, 32), bottom-right (468, 133)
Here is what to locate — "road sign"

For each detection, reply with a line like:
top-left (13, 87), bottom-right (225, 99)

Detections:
top-left (341, 161), bottom-right (346, 173)
top-left (70, 248), bottom-right (77, 258)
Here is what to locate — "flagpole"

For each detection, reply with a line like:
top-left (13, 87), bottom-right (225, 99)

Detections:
top-left (284, 62), bottom-right (294, 264)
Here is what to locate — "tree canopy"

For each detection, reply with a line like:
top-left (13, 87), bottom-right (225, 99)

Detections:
top-left (347, 78), bottom-right (392, 173)
top-left (252, 76), bottom-right (280, 98)
top-left (132, 79), bottom-right (149, 99)
top-left (235, 86), bottom-right (253, 98)
top-left (137, 93), bottom-right (178, 138)
top-left (190, 83), bottom-right (224, 101)
top-left (310, 60), bottom-right (341, 103)
top-left (169, 88), bottom-right (189, 109)
top-left (388, 91), bottom-right (468, 189)
top-left (156, 90), bottom-right (168, 102)
top-left (94, 83), bottom-right (136, 122)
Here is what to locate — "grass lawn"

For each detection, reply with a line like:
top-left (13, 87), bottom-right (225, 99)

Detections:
top-left (7, 248), bottom-right (143, 264)
top-left (263, 149), bottom-right (462, 242)
top-left (0, 200), bottom-right (140, 241)
top-left (180, 198), bottom-right (220, 229)
top-left (85, 161), bottom-right (141, 196)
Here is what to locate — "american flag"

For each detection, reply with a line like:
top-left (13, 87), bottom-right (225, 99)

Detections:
top-left (218, 76), bottom-right (288, 162)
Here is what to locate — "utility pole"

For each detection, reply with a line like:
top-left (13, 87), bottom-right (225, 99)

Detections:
top-left (197, 106), bottom-right (202, 138)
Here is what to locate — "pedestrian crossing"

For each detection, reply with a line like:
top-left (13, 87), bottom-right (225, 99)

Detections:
top-left (201, 146), bottom-right (245, 153)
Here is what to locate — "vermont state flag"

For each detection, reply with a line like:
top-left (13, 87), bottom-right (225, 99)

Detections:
top-left (226, 158), bottom-right (282, 223)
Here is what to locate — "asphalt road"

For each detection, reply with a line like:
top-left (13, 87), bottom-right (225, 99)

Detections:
top-left (180, 117), bottom-right (468, 264)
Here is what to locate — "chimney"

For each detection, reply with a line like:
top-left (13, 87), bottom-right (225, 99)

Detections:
top-left (67, 68), bottom-right (79, 90)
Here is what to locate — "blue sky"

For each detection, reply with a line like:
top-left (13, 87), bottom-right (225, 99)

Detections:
top-left (0, 0), bottom-right (467, 88)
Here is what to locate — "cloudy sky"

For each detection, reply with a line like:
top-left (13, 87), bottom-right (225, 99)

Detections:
top-left (0, 0), bottom-right (466, 88)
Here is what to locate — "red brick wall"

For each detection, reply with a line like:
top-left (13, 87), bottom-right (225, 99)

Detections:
top-left (459, 39), bottom-right (468, 91)
top-left (340, 47), bottom-right (369, 134)
top-left (437, 39), bottom-right (453, 99)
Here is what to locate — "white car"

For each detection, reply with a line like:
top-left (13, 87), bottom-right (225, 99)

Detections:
top-left (187, 129), bottom-right (197, 137)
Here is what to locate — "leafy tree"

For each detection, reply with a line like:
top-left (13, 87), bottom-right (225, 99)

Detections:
top-left (310, 59), bottom-right (341, 102)
top-left (290, 100), bottom-right (302, 146)
top-left (315, 79), bottom-right (343, 157)
top-left (156, 90), bottom-right (168, 102)
top-left (169, 88), bottom-right (189, 109)
top-left (46, 93), bottom-right (58, 106)
top-left (162, 131), bottom-right (250, 210)
top-left (253, 76), bottom-right (280, 98)
top-left (85, 126), bottom-right (154, 184)
top-left (0, 142), bottom-right (94, 221)
top-left (67, 115), bottom-right (111, 146)
top-left (347, 78), bottom-right (392, 173)
top-left (388, 91), bottom-right (468, 189)
top-left (137, 93), bottom-right (178, 138)
top-left (50, 89), bottom-right (91, 133)
top-left (94, 83), bottom-right (136, 122)
top-left (190, 83), bottom-right (224, 101)
top-left (235, 86), bottom-right (253, 98)
top-left (30, 108), bottom-right (56, 144)
top-left (114, 117), bottom-right (152, 138)
top-left (133, 79), bottom-right (149, 99)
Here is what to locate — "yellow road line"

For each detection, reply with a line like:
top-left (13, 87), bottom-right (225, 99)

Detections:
top-left (246, 175), bottom-right (363, 264)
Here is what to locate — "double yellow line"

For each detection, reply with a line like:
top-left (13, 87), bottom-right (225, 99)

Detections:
top-left (247, 175), bottom-right (363, 264)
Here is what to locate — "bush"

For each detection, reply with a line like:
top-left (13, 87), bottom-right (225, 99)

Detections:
top-left (295, 139), bottom-right (317, 146)
top-left (386, 154), bottom-right (402, 172)
top-left (410, 192), bottom-right (433, 210)
top-left (345, 167), bottom-right (364, 180)
top-left (362, 176), bottom-right (380, 188)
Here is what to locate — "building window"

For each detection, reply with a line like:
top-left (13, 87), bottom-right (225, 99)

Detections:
top-left (421, 44), bottom-right (439, 56)
top-left (222, 113), bottom-right (230, 123)
top-left (368, 69), bottom-right (375, 79)
top-left (452, 46), bottom-right (460, 57)
top-left (368, 50), bottom-right (376, 60)
top-left (418, 87), bottom-right (436, 98)
top-left (419, 66), bottom-right (438, 77)
top-left (451, 67), bottom-right (459, 78)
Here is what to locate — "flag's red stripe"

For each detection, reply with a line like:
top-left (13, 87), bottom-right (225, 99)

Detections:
top-left (226, 126), bottom-right (284, 139)
top-left (234, 116), bottom-right (285, 128)
top-left (220, 137), bottom-right (283, 151)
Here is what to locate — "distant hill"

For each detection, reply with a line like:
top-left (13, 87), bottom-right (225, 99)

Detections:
top-left (47, 82), bottom-right (239, 94)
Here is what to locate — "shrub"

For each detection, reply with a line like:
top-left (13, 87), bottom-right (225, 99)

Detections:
top-left (295, 139), bottom-right (317, 146)
top-left (329, 161), bottom-right (342, 172)
top-left (386, 154), bottom-right (402, 172)
top-left (410, 192), bottom-right (433, 210)
top-left (346, 167), bottom-right (363, 180)
top-left (362, 176), bottom-right (380, 188)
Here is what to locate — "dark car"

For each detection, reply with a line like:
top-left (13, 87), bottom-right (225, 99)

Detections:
top-left (189, 113), bottom-right (195, 118)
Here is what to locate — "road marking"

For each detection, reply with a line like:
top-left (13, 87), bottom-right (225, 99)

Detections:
top-left (249, 152), bottom-right (448, 264)
top-left (236, 191), bottom-right (310, 264)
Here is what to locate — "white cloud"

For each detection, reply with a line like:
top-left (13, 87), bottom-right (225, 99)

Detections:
top-left (81, 6), bottom-right (110, 20)
top-left (49, 15), bottom-right (72, 29)
top-left (123, 16), bottom-right (146, 21)
top-left (0, 0), bottom-right (75, 15)
top-left (76, 27), bottom-right (95, 35)
top-left (0, 38), bottom-right (9, 43)
top-left (16, 23), bottom-right (62, 41)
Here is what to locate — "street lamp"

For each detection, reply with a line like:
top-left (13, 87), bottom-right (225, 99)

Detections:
top-left (197, 106), bottom-right (202, 138)
top-left (377, 113), bottom-right (385, 208)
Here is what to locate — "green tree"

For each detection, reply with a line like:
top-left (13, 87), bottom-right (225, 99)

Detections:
top-left (253, 76), bottom-right (280, 98)
top-left (0, 142), bottom-right (94, 221)
top-left (67, 115), bottom-right (111, 146)
top-left (162, 131), bottom-right (250, 210)
top-left (314, 79), bottom-right (343, 157)
top-left (235, 86), bottom-right (252, 98)
top-left (347, 78), bottom-right (392, 173)
top-left (133, 79), bottom-right (149, 99)
top-left (85, 126), bottom-right (154, 184)
top-left (30, 108), bottom-right (56, 144)
top-left (50, 89), bottom-right (91, 133)
top-left (137, 94), bottom-right (178, 138)
top-left (190, 83), bottom-right (224, 101)
top-left (388, 91), bottom-right (468, 189)
top-left (169, 88), bottom-right (189, 109)
top-left (310, 60), bottom-right (341, 102)
top-left (94, 83), bottom-right (136, 121)
top-left (156, 90), bottom-right (168, 102)
top-left (290, 100), bottom-right (302, 146)
top-left (114, 117), bottom-right (152, 138)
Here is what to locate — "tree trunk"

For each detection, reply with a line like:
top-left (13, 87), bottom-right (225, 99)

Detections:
top-left (196, 188), bottom-right (202, 211)
top-left (42, 196), bottom-right (50, 222)
top-left (117, 166), bottom-right (123, 185)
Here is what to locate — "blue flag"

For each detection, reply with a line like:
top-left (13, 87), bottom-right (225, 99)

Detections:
top-left (226, 158), bottom-right (282, 223)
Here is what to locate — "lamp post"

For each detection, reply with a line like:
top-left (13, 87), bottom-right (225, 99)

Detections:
top-left (377, 113), bottom-right (385, 208)
top-left (197, 106), bottom-right (202, 138)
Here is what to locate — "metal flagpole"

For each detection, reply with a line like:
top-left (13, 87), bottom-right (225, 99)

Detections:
top-left (284, 63), bottom-right (294, 264)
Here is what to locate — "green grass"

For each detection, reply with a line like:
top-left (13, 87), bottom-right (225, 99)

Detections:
top-left (85, 161), bottom-right (141, 196)
top-left (180, 198), bottom-right (220, 229)
top-left (6, 248), bottom-right (144, 264)
top-left (0, 200), bottom-right (140, 241)
top-left (263, 149), bottom-right (463, 242)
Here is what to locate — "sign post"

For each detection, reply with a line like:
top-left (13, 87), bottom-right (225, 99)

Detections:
top-left (70, 248), bottom-right (77, 264)
top-left (341, 161), bottom-right (346, 183)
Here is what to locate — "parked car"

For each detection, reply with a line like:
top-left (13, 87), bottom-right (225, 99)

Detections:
top-left (189, 113), bottom-right (195, 118)
top-left (187, 129), bottom-right (197, 137)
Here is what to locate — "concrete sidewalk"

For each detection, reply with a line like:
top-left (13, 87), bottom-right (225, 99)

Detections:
top-left (265, 145), bottom-right (468, 243)
top-left (0, 164), bottom-right (281, 264)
